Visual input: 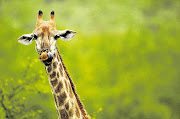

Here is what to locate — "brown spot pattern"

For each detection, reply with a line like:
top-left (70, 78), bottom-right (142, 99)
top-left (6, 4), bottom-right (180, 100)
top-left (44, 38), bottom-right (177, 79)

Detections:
top-left (59, 67), bottom-right (63, 77)
top-left (59, 109), bottom-right (69, 119)
top-left (50, 71), bottom-right (56, 78)
top-left (57, 55), bottom-right (60, 62)
top-left (57, 72), bottom-right (60, 78)
top-left (75, 105), bottom-right (80, 118)
top-left (47, 66), bottom-right (52, 73)
top-left (51, 78), bottom-right (58, 87)
top-left (69, 85), bottom-right (73, 98)
top-left (65, 74), bottom-right (69, 80)
top-left (69, 108), bottom-right (74, 117)
top-left (55, 51), bottom-right (88, 118)
top-left (59, 63), bottom-right (64, 77)
top-left (57, 92), bottom-right (67, 106)
top-left (53, 61), bottom-right (57, 69)
top-left (54, 53), bottom-right (56, 58)
top-left (55, 81), bottom-right (63, 93)
top-left (65, 101), bottom-right (70, 111)
top-left (59, 63), bottom-right (63, 70)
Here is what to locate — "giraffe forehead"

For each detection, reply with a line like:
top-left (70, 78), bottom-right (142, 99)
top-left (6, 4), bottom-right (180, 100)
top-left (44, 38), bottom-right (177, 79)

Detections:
top-left (42, 26), bottom-right (49, 32)
top-left (36, 21), bottom-right (56, 32)
top-left (38, 26), bottom-right (54, 34)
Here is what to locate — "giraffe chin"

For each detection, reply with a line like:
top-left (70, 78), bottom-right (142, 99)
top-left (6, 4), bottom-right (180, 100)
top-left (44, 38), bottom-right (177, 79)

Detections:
top-left (39, 51), bottom-right (54, 66)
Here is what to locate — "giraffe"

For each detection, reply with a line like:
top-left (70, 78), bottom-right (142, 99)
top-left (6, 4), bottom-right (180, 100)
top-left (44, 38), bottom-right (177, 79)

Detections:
top-left (17, 10), bottom-right (90, 119)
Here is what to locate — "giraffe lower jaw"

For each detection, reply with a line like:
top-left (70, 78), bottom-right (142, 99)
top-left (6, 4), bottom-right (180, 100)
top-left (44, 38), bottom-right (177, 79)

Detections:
top-left (42, 59), bottom-right (53, 66)
top-left (39, 51), bottom-right (54, 66)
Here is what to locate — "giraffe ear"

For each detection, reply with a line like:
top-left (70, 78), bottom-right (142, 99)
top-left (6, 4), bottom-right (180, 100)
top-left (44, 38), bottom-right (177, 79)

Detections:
top-left (17, 33), bottom-right (34, 45)
top-left (57, 29), bottom-right (77, 41)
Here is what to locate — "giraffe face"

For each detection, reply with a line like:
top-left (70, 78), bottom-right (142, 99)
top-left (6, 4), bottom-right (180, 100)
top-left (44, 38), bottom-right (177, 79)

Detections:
top-left (33, 21), bottom-right (57, 55)
top-left (17, 10), bottom-right (77, 65)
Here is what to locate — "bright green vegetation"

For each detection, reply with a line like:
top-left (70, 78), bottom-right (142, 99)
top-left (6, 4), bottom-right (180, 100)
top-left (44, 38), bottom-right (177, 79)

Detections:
top-left (0, 0), bottom-right (179, 119)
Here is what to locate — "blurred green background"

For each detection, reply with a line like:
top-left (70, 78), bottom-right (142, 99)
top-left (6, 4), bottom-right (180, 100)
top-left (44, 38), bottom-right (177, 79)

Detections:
top-left (0, 0), bottom-right (179, 119)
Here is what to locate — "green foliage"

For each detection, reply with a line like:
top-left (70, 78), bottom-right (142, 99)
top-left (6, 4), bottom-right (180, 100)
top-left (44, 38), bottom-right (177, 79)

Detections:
top-left (0, 0), bottom-right (179, 119)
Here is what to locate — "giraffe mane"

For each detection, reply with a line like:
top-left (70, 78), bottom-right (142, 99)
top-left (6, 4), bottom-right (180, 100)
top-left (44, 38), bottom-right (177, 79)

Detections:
top-left (56, 47), bottom-right (89, 118)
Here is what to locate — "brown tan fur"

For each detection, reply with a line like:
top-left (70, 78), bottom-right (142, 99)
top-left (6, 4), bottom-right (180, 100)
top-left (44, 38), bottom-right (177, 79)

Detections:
top-left (18, 11), bottom-right (90, 119)
top-left (45, 47), bottom-right (89, 119)
top-left (37, 12), bottom-right (90, 119)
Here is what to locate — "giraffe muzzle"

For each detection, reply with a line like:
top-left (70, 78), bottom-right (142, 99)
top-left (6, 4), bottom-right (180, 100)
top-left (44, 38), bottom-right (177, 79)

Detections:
top-left (39, 51), bottom-right (54, 65)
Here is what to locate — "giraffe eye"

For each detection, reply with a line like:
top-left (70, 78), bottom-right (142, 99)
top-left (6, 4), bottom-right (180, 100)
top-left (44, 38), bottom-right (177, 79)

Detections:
top-left (33, 34), bottom-right (38, 40)
top-left (54, 35), bottom-right (60, 40)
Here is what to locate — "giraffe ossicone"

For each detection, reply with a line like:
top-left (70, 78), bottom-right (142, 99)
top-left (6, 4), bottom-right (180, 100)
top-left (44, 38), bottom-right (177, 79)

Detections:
top-left (17, 10), bottom-right (90, 119)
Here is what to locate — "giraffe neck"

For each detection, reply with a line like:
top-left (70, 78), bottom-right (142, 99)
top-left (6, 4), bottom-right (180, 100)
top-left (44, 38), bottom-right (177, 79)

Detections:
top-left (44, 48), bottom-right (88, 119)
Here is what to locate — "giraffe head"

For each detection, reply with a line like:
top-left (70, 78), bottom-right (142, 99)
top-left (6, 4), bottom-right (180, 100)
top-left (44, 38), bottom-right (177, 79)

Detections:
top-left (17, 10), bottom-right (77, 65)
